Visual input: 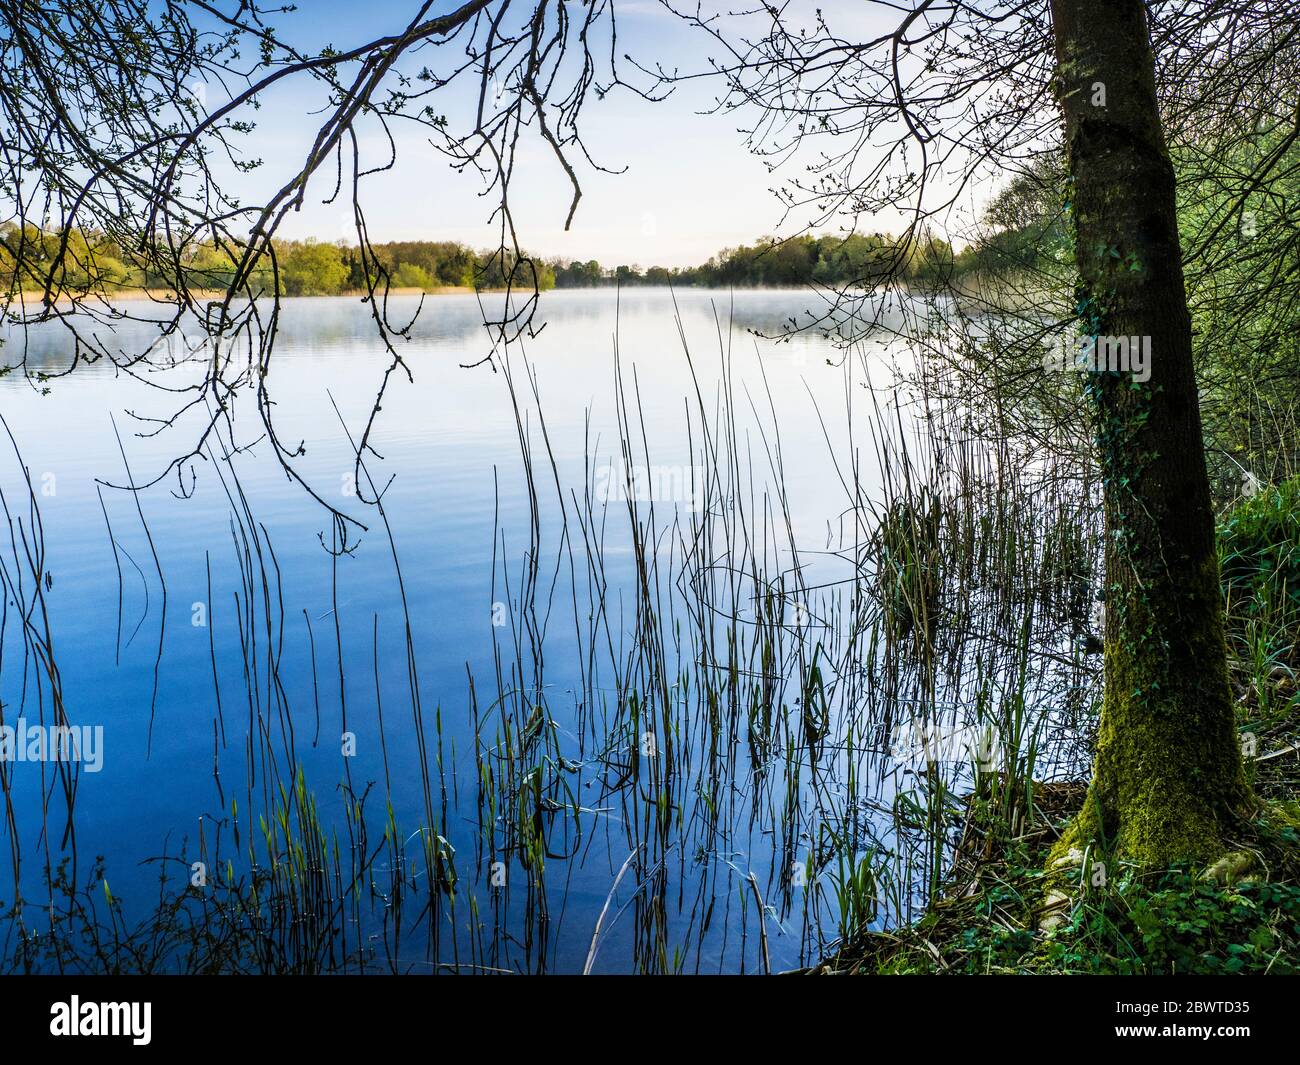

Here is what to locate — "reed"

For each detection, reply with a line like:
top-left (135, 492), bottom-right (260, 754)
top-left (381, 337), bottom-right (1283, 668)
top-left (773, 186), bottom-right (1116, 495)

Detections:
top-left (0, 293), bottom-right (1109, 973)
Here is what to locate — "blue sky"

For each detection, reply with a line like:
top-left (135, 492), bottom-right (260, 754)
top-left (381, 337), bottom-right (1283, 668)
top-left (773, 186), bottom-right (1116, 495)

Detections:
top-left (206, 1), bottom-right (781, 266)
top-left (183, 1), bottom-right (987, 266)
top-left (196, 0), bottom-right (923, 267)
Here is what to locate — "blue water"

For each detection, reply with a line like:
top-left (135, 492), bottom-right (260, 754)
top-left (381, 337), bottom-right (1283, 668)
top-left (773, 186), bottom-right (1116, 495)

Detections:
top-left (0, 288), bottom-right (916, 973)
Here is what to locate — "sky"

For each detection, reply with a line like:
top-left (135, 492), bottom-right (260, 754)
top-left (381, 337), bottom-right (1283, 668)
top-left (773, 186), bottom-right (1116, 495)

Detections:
top-left (197, 0), bottom-right (923, 268)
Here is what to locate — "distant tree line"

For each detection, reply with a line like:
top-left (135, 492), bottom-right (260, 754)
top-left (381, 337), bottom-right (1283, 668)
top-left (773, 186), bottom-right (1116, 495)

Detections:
top-left (1, 223), bottom-right (971, 299)
top-left (0, 225), bottom-right (560, 298)
top-left (550, 232), bottom-right (959, 288)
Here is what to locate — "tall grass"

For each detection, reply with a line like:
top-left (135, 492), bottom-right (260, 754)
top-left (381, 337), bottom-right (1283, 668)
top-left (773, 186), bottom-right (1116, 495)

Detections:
top-left (0, 295), bottom-right (1104, 973)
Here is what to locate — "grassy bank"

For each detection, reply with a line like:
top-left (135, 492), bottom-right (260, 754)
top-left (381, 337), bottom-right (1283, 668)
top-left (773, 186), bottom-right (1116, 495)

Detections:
top-left (814, 479), bottom-right (1300, 975)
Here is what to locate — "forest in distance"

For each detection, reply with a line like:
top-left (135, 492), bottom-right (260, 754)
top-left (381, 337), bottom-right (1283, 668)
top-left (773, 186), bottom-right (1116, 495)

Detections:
top-left (0, 224), bottom-right (965, 296)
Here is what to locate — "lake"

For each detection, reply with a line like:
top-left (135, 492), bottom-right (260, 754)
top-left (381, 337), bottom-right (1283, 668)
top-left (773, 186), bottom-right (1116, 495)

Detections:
top-left (0, 287), bottom-right (1059, 973)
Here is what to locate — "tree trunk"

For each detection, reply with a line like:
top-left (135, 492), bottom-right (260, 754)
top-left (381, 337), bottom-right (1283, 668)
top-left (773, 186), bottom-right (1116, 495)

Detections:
top-left (1048, 0), bottom-right (1252, 865)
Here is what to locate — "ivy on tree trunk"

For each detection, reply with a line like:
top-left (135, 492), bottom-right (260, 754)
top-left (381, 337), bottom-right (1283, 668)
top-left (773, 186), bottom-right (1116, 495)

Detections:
top-left (1048, 0), bottom-right (1253, 865)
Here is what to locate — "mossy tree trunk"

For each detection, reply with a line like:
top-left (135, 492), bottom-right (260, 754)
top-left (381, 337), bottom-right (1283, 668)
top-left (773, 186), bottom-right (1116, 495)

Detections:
top-left (1048, 0), bottom-right (1253, 865)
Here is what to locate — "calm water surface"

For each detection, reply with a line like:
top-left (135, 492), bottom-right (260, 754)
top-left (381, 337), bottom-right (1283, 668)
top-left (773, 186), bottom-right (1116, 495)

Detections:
top-left (0, 288), bottom-right (924, 973)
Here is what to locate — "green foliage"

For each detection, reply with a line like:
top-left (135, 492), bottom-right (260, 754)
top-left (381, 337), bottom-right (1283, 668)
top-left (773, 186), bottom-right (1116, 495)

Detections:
top-left (474, 249), bottom-right (554, 291)
top-left (849, 854), bottom-right (1300, 975)
top-left (1219, 476), bottom-right (1300, 630)
top-left (872, 490), bottom-right (943, 653)
top-left (0, 224), bottom-right (555, 298)
top-left (1176, 122), bottom-right (1300, 493)
top-left (958, 124), bottom-right (1300, 504)
top-left (278, 240), bottom-right (349, 296)
top-left (554, 258), bottom-right (604, 287)
top-left (390, 261), bottom-right (434, 289)
top-left (550, 231), bottom-right (954, 289)
top-left (3, 223), bottom-right (972, 299)
top-left (370, 239), bottom-right (477, 287)
top-left (1043, 868), bottom-right (1300, 975)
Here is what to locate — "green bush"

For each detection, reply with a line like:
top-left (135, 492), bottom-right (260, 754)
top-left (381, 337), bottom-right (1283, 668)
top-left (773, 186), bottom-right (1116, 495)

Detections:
top-left (1218, 476), bottom-right (1300, 625)
top-left (391, 262), bottom-right (434, 290)
top-left (1042, 869), bottom-right (1300, 974)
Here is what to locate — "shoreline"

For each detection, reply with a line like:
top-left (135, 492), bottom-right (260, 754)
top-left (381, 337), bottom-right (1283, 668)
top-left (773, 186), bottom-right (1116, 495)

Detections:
top-left (23, 281), bottom-right (948, 311)
top-left (27, 285), bottom-right (480, 308)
